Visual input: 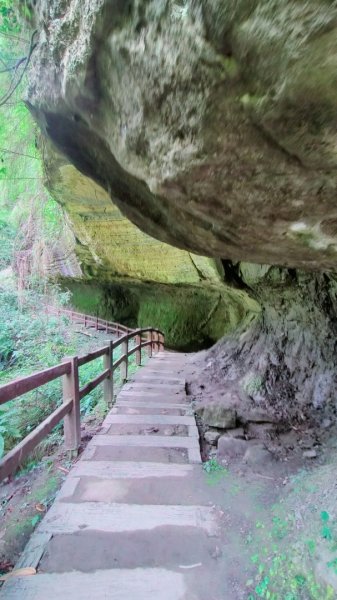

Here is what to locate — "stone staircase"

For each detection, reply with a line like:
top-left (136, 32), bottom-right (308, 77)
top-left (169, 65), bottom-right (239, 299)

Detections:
top-left (2, 352), bottom-right (225, 600)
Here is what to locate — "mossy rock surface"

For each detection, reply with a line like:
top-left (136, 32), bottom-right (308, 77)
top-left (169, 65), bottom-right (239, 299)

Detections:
top-left (64, 279), bottom-right (259, 350)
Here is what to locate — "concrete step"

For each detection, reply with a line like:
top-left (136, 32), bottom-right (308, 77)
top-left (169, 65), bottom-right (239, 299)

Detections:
top-left (84, 445), bottom-right (189, 463)
top-left (70, 460), bottom-right (195, 479)
top-left (90, 435), bottom-right (198, 449)
top-left (104, 414), bottom-right (195, 426)
top-left (2, 568), bottom-right (188, 600)
top-left (116, 401), bottom-right (190, 410)
top-left (39, 502), bottom-right (219, 535)
top-left (102, 423), bottom-right (194, 437)
top-left (59, 473), bottom-right (212, 506)
top-left (111, 406), bottom-right (191, 416)
top-left (38, 528), bottom-right (221, 573)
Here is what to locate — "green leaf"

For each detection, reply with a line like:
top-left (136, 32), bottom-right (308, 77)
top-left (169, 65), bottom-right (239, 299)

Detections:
top-left (31, 514), bottom-right (40, 527)
top-left (306, 539), bottom-right (316, 556)
top-left (322, 525), bottom-right (333, 540)
top-left (321, 511), bottom-right (330, 522)
top-left (0, 434), bottom-right (4, 458)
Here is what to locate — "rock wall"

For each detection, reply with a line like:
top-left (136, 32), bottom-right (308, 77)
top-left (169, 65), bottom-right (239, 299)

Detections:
top-left (25, 1), bottom-right (337, 416)
top-left (27, 0), bottom-right (337, 269)
top-left (44, 150), bottom-right (259, 348)
top-left (189, 267), bottom-right (337, 425)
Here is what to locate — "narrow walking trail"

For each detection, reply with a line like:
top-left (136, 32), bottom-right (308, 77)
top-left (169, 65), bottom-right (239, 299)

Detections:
top-left (2, 352), bottom-right (227, 600)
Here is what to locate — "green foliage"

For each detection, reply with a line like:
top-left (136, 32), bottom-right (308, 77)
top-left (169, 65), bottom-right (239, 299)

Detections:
top-left (0, 0), bottom-right (20, 34)
top-left (242, 373), bottom-right (263, 397)
top-left (247, 507), bottom-right (337, 600)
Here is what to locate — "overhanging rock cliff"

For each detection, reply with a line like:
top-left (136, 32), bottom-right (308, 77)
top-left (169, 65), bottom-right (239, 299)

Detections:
top-left (44, 149), bottom-right (258, 349)
top-left (26, 0), bottom-right (337, 420)
top-left (27, 0), bottom-right (337, 269)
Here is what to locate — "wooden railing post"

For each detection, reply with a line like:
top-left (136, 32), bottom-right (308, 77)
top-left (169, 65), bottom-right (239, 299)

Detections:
top-left (103, 341), bottom-right (113, 407)
top-left (153, 331), bottom-right (159, 354)
top-left (147, 331), bottom-right (153, 358)
top-left (135, 332), bottom-right (141, 366)
top-left (120, 337), bottom-right (128, 381)
top-left (62, 356), bottom-right (81, 455)
top-left (84, 314), bottom-right (87, 327)
top-left (159, 333), bottom-right (164, 352)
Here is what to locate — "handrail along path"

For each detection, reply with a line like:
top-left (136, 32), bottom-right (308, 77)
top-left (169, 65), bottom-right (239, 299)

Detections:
top-left (0, 308), bottom-right (164, 483)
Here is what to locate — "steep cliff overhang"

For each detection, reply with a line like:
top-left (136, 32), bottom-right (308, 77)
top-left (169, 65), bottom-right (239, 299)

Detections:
top-left (42, 146), bottom-right (260, 349)
top-left (27, 0), bottom-right (337, 270)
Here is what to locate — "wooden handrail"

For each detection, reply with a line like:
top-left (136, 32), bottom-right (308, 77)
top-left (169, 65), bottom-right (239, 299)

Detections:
top-left (45, 305), bottom-right (133, 336)
top-left (0, 326), bottom-right (164, 482)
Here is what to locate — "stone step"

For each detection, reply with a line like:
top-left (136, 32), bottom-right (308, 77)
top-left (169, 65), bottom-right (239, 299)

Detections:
top-left (123, 384), bottom-right (185, 393)
top-left (118, 389), bottom-right (188, 403)
top-left (39, 502), bottom-right (219, 535)
top-left (104, 414), bottom-right (195, 426)
top-left (102, 423), bottom-right (195, 437)
top-left (111, 406), bottom-right (190, 416)
top-left (2, 568), bottom-right (188, 600)
top-left (60, 473), bottom-right (210, 505)
top-left (116, 401), bottom-right (190, 410)
top-left (70, 460), bottom-right (194, 479)
top-left (88, 435), bottom-right (201, 464)
top-left (90, 435), bottom-right (198, 449)
top-left (38, 528), bottom-right (220, 574)
top-left (85, 445), bottom-right (189, 464)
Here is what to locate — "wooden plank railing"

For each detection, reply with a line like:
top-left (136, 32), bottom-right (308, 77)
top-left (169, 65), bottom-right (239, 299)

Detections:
top-left (0, 327), bottom-right (164, 483)
top-left (45, 305), bottom-right (133, 336)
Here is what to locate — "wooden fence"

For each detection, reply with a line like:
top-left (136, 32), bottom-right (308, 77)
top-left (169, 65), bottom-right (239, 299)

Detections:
top-left (45, 305), bottom-right (134, 336)
top-left (0, 326), bottom-right (164, 483)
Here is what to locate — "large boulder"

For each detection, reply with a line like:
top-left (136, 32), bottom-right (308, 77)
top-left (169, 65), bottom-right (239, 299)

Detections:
top-left (26, 0), bottom-right (337, 270)
top-left (196, 404), bottom-right (237, 429)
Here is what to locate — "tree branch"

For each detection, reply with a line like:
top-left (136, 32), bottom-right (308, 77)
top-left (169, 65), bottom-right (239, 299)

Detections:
top-left (0, 30), bottom-right (38, 107)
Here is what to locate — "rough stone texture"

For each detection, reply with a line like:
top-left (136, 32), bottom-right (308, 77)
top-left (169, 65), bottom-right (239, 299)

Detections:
top-left (203, 430), bottom-right (221, 446)
top-left (217, 437), bottom-right (248, 461)
top-left (189, 268), bottom-right (337, 425)
top-left (42, 150), bottom-right (259, 349)
top-left (44, 151), bottom-right (222, 286)
top-left (27, 0), bottom-right (337, 270)
top-left (24, 1), bottom-right (337, 415)
top-left (196, 404), bottom-right (236, 430)
top-left (246, 423), bottom-right (275, 440)
top-left (224, 428), bottom-right (245, 440)
top-left (242, 444), bottom-right (274, 467)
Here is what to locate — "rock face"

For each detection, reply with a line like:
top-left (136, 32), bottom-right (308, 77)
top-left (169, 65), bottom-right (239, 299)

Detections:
top-left (43, 149), bottom-right (259, 348)
top-left (25, 2), bottom-right (337, 418)
top-left (189, 266), bottom-right (337, 424)
top-left (196, 404), bottom-right (237, 429)
top-left (27, 0), bottom-right (337, 270)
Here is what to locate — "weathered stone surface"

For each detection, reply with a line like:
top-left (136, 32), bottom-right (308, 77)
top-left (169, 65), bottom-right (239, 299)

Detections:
top-left (196, 405), bottom-right (236, 430)
top-left (28, 1), bottom-right (337, 270)
top-left (224, 428), bottom-right (245, 440)
top-left (204, 430), bottom-right (221, 446)
top-left (43, 151), bottom-right (259, 349)
top-left (190, 270), bottom-right (337, 424)
top-left (303, 449), bottom-right (317, 459)
top-left (217, 437), bottom-right (248, 461)
top-left (247, 423), bottom-right (275, 440)
top-left (244, 410), bottom-right (277, 424)
top-left (243, 445), bottom-right (273, 467)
